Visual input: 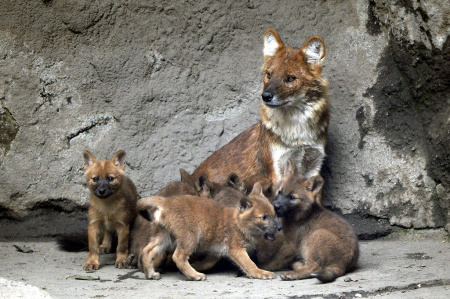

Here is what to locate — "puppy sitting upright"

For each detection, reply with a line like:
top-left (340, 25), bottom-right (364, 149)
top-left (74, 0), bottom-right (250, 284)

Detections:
top-left (137, 182), bottom-right (280, 281)
top-left (260, 159), bottom-right (359, 282)
top-left (82, 150), bottom-right (137, 270)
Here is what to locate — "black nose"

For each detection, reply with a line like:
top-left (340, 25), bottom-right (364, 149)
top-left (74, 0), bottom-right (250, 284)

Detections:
top-left (261, 91), bottom-right (273, 103)
top-left (273, 201), bottom-right (281, 210)
top-left (98, 189), bottom-right (106, 195)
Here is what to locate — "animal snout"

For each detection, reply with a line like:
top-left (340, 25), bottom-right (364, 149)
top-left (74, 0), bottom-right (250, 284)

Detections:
top-left (276, 219), bottom-right (282, 231)
top-left (95, 179), bottom-right (112, 198)
top-left (273, 201), bottom-right (281, 211)
top-left (98, 180), bottom-right (109, 194)
top-left (95, 187), bottom-right (110, 198)
top-left (261, 91), bottom-right (273, 103)
top-left (273, 199), bottom-right (286, 217)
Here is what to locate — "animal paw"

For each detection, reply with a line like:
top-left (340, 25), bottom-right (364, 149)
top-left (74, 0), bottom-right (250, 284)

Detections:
top-left (125, 254), bottom-right (137, 268)
top-left (99, 246), bottom-right (111, 254)
top-left (145, 272), bottom-right (161, 280)
top-left (115, 255), bottom-right (131, 269)
top-left (115, 261), bottom-right (126, 269)
top-left (248, 269), bottom-right (275, 280)
top-left (188, 273), bottom-right (207, 281)
top-left (280, 271), bottom-right (298, 280)
top-left (83, 262), bottom-right (99, 271)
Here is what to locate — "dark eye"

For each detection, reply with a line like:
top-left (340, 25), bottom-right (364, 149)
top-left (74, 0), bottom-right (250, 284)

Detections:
top-left (277, 189), bottom-right (282, 195)
top-left (289, 195), bottom-right (296, 200)
top-left (285, 76), bottom-right (296, 82)
top-left (266, 72), bottom-right (271, 79)
top-left (260, 215), bottom-right (267, 221)
top-left (93, 177), bottom-right (99, 183)
top-left (107, 176), bottom-right (114, 182)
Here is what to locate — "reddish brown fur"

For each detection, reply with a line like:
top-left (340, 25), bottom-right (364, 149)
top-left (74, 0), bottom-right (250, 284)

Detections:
top-left (82, 150), bottom-right (137, 270)
top-left (257, 159), bottom-right (359, 282)
top-left (136, 183), bottom-right (280, 281)
top-left (193, 29), bottom-right (329, 189)
top-left (210, 176), bottom-right (252, 208)
top-left (129, 169), bottom-right (204, 271)
top-left (210, 173), bottom-right (274, 207)
top-left (193, 124), bottom-right (279, 183)
top-left (243, 174), bottom-right (274, 200)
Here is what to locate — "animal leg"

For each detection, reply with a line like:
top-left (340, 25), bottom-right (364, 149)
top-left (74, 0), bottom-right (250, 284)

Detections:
top-left (228, 248), bottom-right (275, 279)
top-left (192, 256), bottom-right (221, 272)
top-left (115, 225), bottom-right (130, 268)
top-left (84, 222), bottom-right (102, 270)
top-left (141, 234), bottom-right (170, 280)
top-left (259, 243), bottom-right (297, 271)
top-left (172, 246), bottom-right (206, 281)
top-left (99, 230), bottom-right (113, 254)
top-left (281, 260), bottom-right (320, 281)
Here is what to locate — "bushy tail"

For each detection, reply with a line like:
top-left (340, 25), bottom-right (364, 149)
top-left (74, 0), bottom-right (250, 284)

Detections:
top-left (311, 267), bottom-right (340, 283)
top-left (138, 206), bottom-right (158, 222)
top-left (137, 196), bottom-right (163, 222)
top-left (56, 231), bottom-right (89, 252)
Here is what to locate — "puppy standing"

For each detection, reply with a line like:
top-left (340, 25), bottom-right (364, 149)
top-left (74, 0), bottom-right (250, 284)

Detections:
top-left (258, 159), bottom-right (359, 282)
top-left (83, 150), bottom-right (137, 270)
top-left (129, 169), bottom-right (206, 272)
top-left (193, 29), bottom-right (329, 185)
top-left (137, 183), bottom-right (280, 281)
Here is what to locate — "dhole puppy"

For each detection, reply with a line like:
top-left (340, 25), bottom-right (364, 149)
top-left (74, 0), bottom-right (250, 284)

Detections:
top-left (211, 173), bottom-right (273, 207)
top-left (82, 150), bottom-right (137, 270)
top-left (259, 159), bottom-right (359, 282)
top-left (130, 171), bottom-right (241, 274)
top-left (243, 174), bottom-right (274, 200)
top-left (137, 182), bottom-right (280, 281)
top-left (129, 169), bottom-right (207, 271)
top-left (193, 28), bottom-right (329, 186)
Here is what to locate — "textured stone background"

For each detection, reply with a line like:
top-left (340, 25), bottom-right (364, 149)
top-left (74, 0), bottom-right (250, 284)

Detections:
top-left (0, 0), bottom-right (448, 238)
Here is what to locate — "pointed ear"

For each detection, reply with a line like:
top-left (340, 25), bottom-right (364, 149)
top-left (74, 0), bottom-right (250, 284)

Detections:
top-left (301, 36), bottom-right (325, 65)
top-left (196, 175), bottom-right (211, 197)
top-left (238, 197), bottom-right (253, 212)
top-left (82, 151), bottom-right (96, 170)
top-left (112, 150), bottom-right (126, 170)
top-left (249, 182), bottom-right (263, 197)
top-left (280, 158), bottom-right (296, 178)
top-left (264, 28), bottom-right (284, 57)
top-left (179, 168), bottom-right (193, 184)
top-left (263, 182), bottom-right (274, 198)
top-left (228, 173), bottom-right (247, 193)
top-left (196, 175), bottom-right (208, 190)
top-left (306, 175), bottom-right (324, 196)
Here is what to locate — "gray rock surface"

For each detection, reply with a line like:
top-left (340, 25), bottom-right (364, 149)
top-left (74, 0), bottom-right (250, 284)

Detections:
top-left (0, 0), bottom-right (449, 237)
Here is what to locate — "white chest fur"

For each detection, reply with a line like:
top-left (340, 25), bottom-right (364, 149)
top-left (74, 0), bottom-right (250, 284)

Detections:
top-left (270, 142), bottom-right (325, 180)
top-left (270, 143), bottom-right (292, 181)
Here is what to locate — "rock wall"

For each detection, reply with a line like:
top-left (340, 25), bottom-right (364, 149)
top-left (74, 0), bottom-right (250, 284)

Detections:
top-left (0, 0), bottom-right (448, 238)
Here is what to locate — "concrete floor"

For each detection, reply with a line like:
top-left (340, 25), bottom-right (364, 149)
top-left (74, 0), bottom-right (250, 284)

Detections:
top-left (1, 229), bottom-right (449, 299)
